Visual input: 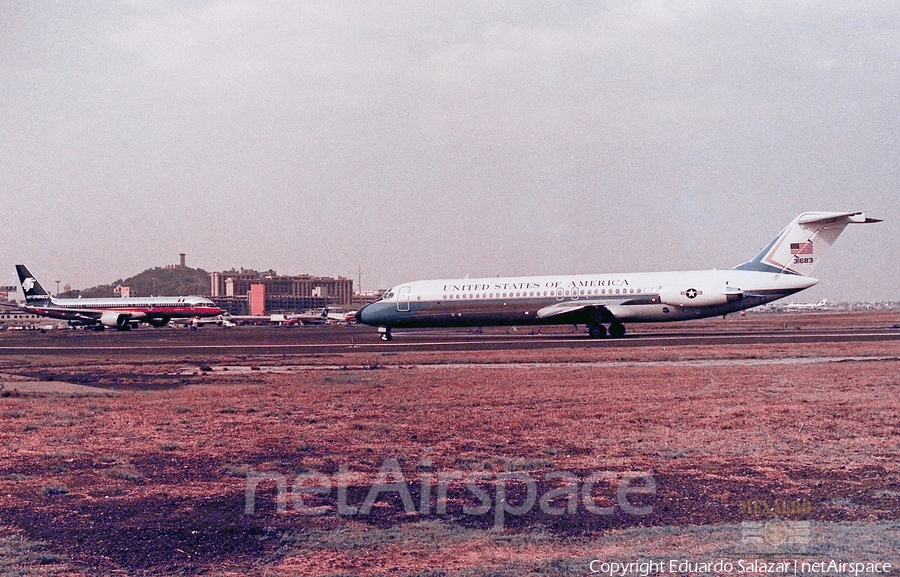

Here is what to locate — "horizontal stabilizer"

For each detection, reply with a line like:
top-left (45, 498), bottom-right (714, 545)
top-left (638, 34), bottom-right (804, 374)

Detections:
top-left (798, 211), bottom-right (882, 225)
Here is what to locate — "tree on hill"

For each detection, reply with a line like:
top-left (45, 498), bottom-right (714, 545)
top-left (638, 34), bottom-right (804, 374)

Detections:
top-left (59, 267), bottom-right (211, 298)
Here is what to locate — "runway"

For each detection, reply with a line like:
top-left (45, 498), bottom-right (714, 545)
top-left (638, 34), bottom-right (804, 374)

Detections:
top-left (1, 316), bottom-right (898, 356)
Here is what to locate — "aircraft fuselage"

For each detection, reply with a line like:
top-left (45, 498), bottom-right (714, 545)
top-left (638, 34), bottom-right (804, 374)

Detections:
top-left (357, 269), bottom-right (818, 330)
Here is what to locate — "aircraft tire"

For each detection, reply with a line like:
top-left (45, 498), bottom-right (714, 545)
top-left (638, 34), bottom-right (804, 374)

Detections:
top-left (609, 323), bottom-right (626, 338)
top-left (587, 323), bottom-right (607, 338)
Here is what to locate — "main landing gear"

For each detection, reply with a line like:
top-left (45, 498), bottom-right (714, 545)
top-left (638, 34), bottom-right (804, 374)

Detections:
top-left (378, 327), bottom-right (393, 341)
top-left (587, 322), bottom-right (626, 339)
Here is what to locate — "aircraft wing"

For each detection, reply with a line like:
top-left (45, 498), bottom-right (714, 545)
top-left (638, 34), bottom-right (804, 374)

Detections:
top-left (25, 304), bottom-right (103, 324)
top-left (536, 294), bottom-right (663, 320)
top-left (26, 305), bottom-right (147, 326)
top-left (536, 300), bottom-right (611, 319)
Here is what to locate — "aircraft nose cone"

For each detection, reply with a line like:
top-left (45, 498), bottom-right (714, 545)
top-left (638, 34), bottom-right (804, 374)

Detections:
top-left (355, 305), bottom-right (368, 324)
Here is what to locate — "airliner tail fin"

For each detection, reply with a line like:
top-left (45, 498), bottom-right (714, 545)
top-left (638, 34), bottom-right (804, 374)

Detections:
top-left (15, 265), bottom-right (51, 302)
top-left (735, 211), bottom-right (881, 277)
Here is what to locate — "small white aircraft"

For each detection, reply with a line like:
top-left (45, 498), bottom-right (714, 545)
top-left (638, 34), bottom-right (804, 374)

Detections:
top-left (16, 265), bottom-right (223, 330)
top-left (357, 211), bottom-right (880, 340)
top-left (326, 309), bottom-right (358, 323)
top-left (770, 299), bottom-right (830, 312)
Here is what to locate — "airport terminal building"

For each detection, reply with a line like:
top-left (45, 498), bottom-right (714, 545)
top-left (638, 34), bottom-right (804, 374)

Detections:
top-left (209, 269), bottom-right (354, 315)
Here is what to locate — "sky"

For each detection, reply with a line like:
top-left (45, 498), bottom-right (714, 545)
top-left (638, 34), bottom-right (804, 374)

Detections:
top-left (1, 1), bottom-right (897, 301)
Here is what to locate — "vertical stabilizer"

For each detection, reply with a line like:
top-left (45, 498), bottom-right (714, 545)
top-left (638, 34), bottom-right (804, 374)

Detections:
top-left (15, 265), bottom-right (51, 302)
top-left (735, 212), bottom-right (881, 276)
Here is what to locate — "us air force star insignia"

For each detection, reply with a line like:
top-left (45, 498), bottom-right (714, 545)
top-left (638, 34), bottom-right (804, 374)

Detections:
top-left (685, 288), bottom-right (698, 299)
top-left (22, 278), bottom-right (36, 292)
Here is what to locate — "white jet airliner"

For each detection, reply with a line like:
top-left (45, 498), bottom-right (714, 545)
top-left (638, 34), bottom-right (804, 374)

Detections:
top-left (356, 211), bottom-right (880, 340)
top-left (15, 265), bottom-right (223, 330)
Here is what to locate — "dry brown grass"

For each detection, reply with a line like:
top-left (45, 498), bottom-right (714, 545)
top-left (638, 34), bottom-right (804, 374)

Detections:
top-left (0, 312), bottom-right (899, 575)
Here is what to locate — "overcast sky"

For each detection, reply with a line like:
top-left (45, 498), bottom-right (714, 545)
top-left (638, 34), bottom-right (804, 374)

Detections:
top-left (2, 1), bottom-right (897, 301)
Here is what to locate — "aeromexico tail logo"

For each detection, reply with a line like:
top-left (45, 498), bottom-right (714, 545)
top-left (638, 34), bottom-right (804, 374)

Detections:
top-left (22, 277), bottom-right (36, 293)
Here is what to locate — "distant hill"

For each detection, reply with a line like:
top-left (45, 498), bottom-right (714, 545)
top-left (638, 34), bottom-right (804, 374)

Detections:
top-left (59, 267), bottom-right (211, 298)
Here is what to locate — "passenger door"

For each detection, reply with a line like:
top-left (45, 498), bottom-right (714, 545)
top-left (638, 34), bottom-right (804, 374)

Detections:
top-left (397, 286), bottom-right (411, 312)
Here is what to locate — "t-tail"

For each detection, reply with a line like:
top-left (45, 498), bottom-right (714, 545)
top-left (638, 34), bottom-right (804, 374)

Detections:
top-left (735, 211), bottom-right (881, 277)
top-left (15, 265), bottom-right (52, 303)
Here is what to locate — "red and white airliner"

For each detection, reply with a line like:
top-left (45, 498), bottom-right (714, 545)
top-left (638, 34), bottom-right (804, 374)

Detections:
top-left (15, 265), bottom-right (223, 330)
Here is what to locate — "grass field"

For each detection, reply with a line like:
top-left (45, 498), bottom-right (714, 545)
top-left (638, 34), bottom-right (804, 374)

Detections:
top-left (0, 312), bottom-right (898, 575)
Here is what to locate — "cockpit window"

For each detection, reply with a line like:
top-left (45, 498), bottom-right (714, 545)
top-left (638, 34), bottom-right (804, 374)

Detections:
top-left (383, 291), bottom-right (395, 300)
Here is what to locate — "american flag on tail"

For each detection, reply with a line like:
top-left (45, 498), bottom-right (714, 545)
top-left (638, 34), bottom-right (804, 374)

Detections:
top-left (790, 242), bottom-right (813, 255)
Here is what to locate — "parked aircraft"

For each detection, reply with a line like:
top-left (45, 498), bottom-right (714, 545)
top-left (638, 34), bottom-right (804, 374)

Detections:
top-left (15, 265), bottom-right (223, 330)
top-left (769, 299), bottom-right (830, 312)
top-left (356, 211), bottom-right (880, 340)
top-left (220, 308), bottom-right (354, 326)
top-left (327, 309), bottom-right (358, 323)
